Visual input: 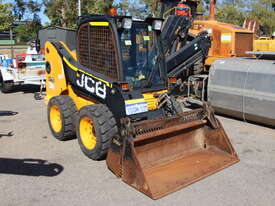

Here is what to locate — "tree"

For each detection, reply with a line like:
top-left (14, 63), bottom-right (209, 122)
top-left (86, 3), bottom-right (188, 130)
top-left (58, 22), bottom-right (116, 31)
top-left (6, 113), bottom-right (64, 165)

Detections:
top-left (12, 0), bottom-right (42, 42)
top-left (140, 0), bottom-right (155, 16)
top-left (216, 4), bottom-right (245, 26)
top-left (214, 0), bottom-right (275, 35)
top-left (247, 0), bottom-right (275, 35)
top-left (14, 19), bottom-right (42, 42)
top-left (114, 0), bottom-right (151, 18)
top-left (13, 0), bottom-right (26, 21)
top-left (0, 1), bottom-right (13, 31)
top-left (218, 0), bottom-right (245, 7)
top-left (115, 0), bottom-right (130, 15)
top-left (43, 0), bottom-right (275, 35)
top-left (44, 0), bottom-right (77, 28)
top-left (197, 0), bottom-right (210, 14)
top-left (13, 0), bottom-right (42, 22)
top-left (27, 0), bottom-right (42, 20)
top-left (14, 24), bottom-right (33, 42)
top-left (83, 0), bottom-right (114, 14)
top-left (44, 0), bottom-right (114, 28)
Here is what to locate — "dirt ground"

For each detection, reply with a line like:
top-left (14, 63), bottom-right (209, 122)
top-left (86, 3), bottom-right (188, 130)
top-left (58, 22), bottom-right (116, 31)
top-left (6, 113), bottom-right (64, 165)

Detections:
top-left (0, 87), bottom-right (275, 206)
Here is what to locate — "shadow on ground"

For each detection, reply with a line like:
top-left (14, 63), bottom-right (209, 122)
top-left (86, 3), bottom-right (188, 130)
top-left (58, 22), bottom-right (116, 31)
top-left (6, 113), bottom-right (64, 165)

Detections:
top-left (10, 85), bottom-right (41, 94)
top-left (0, 84), bottom-right (42, 94)
top-left (0, 111), bottom-right (18, 116)
top-left (0, 158), bottom-right (64, 177)
top-left (0, 131), bottom-right (14, 138)
top-left (0, 110), bottom-right (18, 138)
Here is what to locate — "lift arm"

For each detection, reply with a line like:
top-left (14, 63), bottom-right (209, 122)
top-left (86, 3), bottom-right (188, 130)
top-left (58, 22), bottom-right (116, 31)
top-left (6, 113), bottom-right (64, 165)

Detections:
top-left (166, 31), bottom-right (211, 78)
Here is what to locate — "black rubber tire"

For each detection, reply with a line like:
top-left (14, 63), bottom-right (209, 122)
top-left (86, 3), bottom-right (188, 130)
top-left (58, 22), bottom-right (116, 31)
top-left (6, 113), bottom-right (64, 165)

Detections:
top-left (1, 81), bottom-right (14, 93)
top-left (0, 72), bottom-right (2, 85)
top-left (47, 95), bottom-right (77, 141)
top-left (76, 104), bottom-right (118, 160)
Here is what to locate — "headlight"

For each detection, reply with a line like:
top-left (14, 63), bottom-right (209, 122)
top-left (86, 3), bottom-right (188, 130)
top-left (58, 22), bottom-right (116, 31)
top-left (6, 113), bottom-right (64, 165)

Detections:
top-left (152, 20), bottom-right (163, 31)
top-left (122, 18), bottom-right (132, 29)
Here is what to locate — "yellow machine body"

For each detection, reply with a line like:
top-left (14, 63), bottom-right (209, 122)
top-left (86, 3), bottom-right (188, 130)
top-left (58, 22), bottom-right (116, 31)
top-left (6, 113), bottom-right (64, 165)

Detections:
top-left (44, 14), bottom-right (239, 199)
top-left (45, 41), bottom-right (166, 111)
top-left (253, 38), bottom-right (275, 52)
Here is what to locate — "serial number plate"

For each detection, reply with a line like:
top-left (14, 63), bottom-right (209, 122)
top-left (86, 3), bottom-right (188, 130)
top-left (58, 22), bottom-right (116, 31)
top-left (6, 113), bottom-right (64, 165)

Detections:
top-left (125, 102), bottom-right (148, 115)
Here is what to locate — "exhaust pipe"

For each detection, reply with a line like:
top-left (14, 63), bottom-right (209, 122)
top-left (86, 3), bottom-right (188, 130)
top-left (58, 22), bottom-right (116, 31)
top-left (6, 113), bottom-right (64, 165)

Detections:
top-left (209, 0), bottom-right (216, 21)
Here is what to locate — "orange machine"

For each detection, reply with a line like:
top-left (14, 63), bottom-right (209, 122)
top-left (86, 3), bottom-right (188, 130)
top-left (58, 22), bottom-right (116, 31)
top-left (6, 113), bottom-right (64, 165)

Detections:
top-left (189, 0), bottom-right (254, 66)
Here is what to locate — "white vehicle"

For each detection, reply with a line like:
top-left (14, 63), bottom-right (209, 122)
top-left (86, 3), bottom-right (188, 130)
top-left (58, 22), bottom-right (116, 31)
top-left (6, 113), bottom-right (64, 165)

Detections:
top-left (0, 55), bottom-right (8, 62)
top-left (0, 53), bottom-right (45, 93)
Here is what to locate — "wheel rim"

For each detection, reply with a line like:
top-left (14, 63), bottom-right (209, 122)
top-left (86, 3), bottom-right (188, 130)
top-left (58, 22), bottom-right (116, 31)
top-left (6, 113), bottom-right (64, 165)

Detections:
top-left (79, 116), bottom-right (97, 150)
top-left (50, 105), bottom-right (62, 133)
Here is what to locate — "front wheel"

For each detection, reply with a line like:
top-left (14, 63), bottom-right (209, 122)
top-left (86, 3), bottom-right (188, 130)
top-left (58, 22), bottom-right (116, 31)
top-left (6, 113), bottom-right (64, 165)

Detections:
top-left (76, 104), bottom-right (118, 160)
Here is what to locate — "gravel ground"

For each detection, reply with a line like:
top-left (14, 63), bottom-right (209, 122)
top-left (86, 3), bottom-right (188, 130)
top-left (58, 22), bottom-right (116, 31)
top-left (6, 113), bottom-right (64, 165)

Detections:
top-left (0, 89), bottom-right (275, 206)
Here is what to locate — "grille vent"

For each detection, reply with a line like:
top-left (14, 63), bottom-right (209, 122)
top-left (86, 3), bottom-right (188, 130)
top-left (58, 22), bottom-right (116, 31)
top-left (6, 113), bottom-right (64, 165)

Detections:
top-left (77, 23), bottom-right (120, 81)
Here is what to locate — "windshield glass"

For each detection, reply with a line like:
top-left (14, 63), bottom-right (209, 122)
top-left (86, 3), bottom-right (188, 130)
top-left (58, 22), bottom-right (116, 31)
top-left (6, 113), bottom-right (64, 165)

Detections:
top-left (119, 22), bottom-right (165, 89)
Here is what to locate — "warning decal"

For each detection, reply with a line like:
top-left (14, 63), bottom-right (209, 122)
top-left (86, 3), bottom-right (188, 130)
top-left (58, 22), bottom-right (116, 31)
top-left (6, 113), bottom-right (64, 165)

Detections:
top-left (221, 33), bottom-right (232, 43)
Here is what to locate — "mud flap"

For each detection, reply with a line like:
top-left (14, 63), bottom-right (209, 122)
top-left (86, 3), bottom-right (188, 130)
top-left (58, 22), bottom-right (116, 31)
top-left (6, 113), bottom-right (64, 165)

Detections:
top-left (107, 109), bottom-right (239, 199)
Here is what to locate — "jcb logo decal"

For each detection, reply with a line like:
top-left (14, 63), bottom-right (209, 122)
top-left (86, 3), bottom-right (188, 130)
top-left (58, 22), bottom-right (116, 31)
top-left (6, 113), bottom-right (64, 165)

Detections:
top-left (76, 73), bottom-right (106, 99)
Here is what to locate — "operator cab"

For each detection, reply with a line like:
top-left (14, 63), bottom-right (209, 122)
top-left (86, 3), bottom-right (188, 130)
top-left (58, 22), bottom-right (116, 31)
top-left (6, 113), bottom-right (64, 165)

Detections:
top-left (77, 15), bottom-right (166, 92)
top-left (118, 19), bottom-right (165, 89)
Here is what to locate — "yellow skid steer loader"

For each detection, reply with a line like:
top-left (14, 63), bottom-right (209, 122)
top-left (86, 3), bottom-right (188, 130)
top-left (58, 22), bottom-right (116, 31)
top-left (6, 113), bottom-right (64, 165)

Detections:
top-left (45, 15), bottom-right (239, 199)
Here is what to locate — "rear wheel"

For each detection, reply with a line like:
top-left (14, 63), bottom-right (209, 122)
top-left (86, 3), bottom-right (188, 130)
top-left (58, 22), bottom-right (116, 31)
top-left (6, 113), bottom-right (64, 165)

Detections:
top-left (0, 81), bottom-right (14, 93)
top-left (0, 72), bottom-right (2, 85)
top-left (76, 104), bottom-right (117, 160)
top-left (47, 95), bottom-right (77, 141)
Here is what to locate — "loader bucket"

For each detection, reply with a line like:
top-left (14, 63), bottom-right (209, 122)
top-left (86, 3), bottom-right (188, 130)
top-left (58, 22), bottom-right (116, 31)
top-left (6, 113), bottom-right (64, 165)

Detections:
top-left (107, 109), bottom-right (239, 199)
